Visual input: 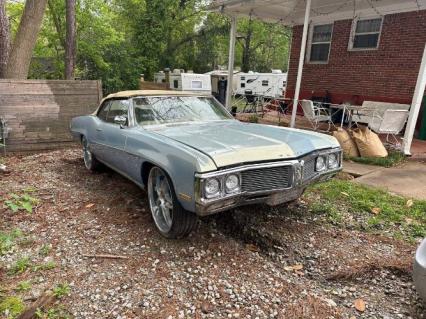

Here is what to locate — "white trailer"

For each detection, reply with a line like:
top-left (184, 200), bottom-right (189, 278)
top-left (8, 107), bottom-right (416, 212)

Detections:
top-left (169, 72), bottom-right (211, 93)
top-left (235, 71), bottom-right (287, 97)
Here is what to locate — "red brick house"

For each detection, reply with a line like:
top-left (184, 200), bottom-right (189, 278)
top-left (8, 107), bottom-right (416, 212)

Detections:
top-left (286, 10), bottom-right (426, 107)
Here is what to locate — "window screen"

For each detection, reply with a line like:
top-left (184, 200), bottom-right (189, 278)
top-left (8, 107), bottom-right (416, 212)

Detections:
top-left (352, 18), bottom-right (382, 49)
top-left (309, 24), bottom-right (333, 62)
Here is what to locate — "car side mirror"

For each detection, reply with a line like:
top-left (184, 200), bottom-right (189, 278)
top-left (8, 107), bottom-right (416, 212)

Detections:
top-left (114, 115), bottom-right (127, 127)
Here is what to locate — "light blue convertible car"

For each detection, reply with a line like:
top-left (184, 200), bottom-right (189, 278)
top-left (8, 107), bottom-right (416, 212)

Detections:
top-left (70, 90), bottom-right (342, 238)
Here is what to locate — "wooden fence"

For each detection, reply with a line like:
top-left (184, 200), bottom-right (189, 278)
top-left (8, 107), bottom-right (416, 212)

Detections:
top-left (0, 79), bottom-right (102, 152)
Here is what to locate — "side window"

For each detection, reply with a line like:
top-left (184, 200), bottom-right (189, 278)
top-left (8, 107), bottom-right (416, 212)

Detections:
top-left (308, 24), bottom-right (333, 63)
top-left (97, 101), bottom-right (111, 121)
top-left (349, 17), bottom-right (382, 50)
top-left (105, 99), bottom-right (130, 124)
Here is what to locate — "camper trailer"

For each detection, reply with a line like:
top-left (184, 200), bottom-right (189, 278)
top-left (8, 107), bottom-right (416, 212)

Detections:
top-left (169, 71), bottom-right (211, 93)
top-left (235, 71), bottom-right (287, 97)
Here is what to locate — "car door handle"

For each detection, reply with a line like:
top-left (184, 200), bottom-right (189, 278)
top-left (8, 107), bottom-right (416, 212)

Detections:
top-left (96, 128), bottom-right (103, 131)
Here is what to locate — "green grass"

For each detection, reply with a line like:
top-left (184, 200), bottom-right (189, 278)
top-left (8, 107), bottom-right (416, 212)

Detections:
top-left (8, 257), bottom-right (31, 275)
top-left (0, 296), bottom-right (25, 318)
top-left (39, 244), bottom-right (51, 257)
top-left (0, 229), bottom-right (23, 256)
top-left (15, 281), bottom-right (32, 293)
top-left (53, 283), bottom-right (70, 299)
top-left (35, 305), bottom-right (72, 319)
top-left (348, 150), bottom-right (406, 168)
top-left (33, 261), bottom-right (56, 272)
top-left (304, 179), bottom-right (426, 241)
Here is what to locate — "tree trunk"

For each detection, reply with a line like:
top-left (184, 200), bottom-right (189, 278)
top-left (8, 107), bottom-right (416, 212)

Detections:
top-left (241, 16), bottom-right (253, 73)
top-left (4, 0), bottom-right (48, 79)
top-left (65, 0), bottom-right (76, 80)
top-left (0, 0), bottom-right (9, 78)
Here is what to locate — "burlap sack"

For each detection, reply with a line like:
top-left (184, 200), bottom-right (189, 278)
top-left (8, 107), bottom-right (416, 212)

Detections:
top-left (352, 126), bottom-right (388, 158)
top-left (333, 128), bottom-right (359, 157)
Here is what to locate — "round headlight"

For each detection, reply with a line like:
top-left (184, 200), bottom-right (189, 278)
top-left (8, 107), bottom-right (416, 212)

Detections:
top-left (315, 156), bottom-right (327, 171)
top-left (225, 174), bottom-right (240, 192)
top-left (328, 153), bottom-right (339, 169)
top-left (204, 178), bottom-right (220, 196)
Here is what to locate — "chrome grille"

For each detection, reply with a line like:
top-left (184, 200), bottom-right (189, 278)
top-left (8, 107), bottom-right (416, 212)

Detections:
top-left (303, 158), bottom-right (316, 181)
top-left (241, 165), bottom-right (292, 193)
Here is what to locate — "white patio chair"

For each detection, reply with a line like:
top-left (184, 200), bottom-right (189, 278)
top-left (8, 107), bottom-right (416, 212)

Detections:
top-left (300, 100), bottom-right (334, 131)
top-left (368, 109), bottom-right (409, 146)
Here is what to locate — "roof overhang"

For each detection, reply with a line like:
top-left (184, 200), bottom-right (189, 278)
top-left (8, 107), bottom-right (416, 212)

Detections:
top-left (210, 0), bottom-right (426, 25)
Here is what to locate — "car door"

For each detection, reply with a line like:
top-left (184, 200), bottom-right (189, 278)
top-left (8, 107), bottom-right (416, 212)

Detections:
top-left (101, 99), bottom-right (131, 171)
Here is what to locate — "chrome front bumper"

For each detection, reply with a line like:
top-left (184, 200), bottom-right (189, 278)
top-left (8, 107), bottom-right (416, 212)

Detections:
top-left (195, 167), bottom-right (339, 216)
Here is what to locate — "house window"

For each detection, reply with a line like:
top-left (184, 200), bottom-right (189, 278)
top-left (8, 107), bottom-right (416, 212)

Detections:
top-left (309, 24), bottom-right (333, 63)
top-left (173, 80), bottom-right (179, 89)
top-left (350, 17), bottom-right (382, 50)
top-left (241, 83), bottom-right (245, 88)
top-left (262, 80), bottom-right (269, 86)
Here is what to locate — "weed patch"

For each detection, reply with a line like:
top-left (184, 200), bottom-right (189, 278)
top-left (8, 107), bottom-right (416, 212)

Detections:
top-left (0, 229), bottom-right (23, 255)
top-left (348, 151), bottom-right (406, 168)
top-left (304, 179), bottom-right (426, 241)
top-left (8, 257), bottom-right (31, 275)
top-left (53, 283), bottom-right (70, 299)
top-left (4, 192), bottom-right (39, 213)
top-left (0, 296), bottom-right (24, 318)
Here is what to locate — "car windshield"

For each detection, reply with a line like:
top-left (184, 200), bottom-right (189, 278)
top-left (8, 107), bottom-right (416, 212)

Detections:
top-left (133, 96), bottom-right (232, 126)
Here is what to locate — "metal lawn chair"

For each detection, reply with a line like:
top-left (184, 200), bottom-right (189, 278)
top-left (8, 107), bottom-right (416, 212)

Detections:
top-left (300, 99), bottom-right (334, 131)
top-left (368, 109), bottom-right (409, 147)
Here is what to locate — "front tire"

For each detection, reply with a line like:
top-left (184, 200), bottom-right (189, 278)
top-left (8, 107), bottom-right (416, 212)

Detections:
top-left (82, 136), bottom-right (100, 171)
top-left (147, 166), bottom-right (197, 238)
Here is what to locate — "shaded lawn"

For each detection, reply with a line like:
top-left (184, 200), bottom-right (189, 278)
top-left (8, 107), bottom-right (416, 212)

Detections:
top-left (304, 179), bottom-right (426, 241)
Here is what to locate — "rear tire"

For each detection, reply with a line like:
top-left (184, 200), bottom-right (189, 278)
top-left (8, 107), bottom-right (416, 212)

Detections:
top-left (147, 166), bottom-right (197, 238)
top-left (82, 136), bottom-right (100, 171)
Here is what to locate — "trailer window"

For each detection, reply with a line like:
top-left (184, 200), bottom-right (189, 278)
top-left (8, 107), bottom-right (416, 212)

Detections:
top-left (308, 24), bottom-right (333, 63)
top-left (349, 17), bottom-right (382, 50)
top-left (191, 80), bottom-right (202, 89)
top-left (262, 80), bottom-right (269, 86)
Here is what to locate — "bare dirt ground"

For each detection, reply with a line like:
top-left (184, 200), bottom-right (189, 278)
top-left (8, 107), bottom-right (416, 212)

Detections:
top-left (0, 148), bottom-right (424, 319)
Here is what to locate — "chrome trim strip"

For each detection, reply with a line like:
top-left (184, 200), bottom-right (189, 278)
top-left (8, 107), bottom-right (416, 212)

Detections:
top-left (195, 160), bottom-right (299, 178)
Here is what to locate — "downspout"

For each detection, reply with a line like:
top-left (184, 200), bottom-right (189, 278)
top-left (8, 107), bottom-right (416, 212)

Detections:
top-left (290, 0), bottom-right (311, 128)
top-left (403, 43), bottom-right (426, 155)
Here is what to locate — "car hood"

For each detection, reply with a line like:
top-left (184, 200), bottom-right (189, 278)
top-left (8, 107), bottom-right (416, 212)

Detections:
top-left (144, 120), bottom-right (340, 169)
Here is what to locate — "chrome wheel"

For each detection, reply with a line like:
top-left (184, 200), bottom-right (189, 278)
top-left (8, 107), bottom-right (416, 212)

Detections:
top-left (148, 167), bottom-right (174, 233)
top-left (82, 137), bottom-right (93, 170)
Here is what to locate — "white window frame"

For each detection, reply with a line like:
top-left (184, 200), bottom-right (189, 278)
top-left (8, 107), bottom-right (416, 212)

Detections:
top-left (348, 16), bottom-right (383, 51)
top-left (306, 22), bottom-right (334, 64)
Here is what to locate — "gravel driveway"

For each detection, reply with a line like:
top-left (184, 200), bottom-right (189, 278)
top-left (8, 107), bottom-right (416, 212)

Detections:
top-left (0, 148), bottom-right (423, 318)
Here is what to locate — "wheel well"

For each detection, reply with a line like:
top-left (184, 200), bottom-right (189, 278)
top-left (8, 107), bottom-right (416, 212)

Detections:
top-left (141, 162), bottom-right (155, 187)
